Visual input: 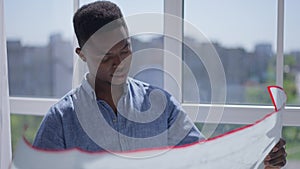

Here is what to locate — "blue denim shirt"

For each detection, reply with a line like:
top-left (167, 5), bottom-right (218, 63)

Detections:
top-left (33, 75), bottom-right (205, 152)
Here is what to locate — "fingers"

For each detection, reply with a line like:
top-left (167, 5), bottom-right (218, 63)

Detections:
top-left (269, 147), bottom-right (286, 159)
top-left (275, 138), bottom-right (286, 150)
top-left (264, 167), bottom-right (280, 169)
top-left (264, 166), bottom-right (280, 169)
top-left (264, 138), bottom-right (287, 167)
top-left (264, 152), bottom-right (287, 167)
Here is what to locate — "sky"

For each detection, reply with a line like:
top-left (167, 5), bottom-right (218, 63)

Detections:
top-left (4, 0), bottom-right (300, 53)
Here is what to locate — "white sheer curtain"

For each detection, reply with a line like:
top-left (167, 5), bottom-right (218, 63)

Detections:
top-left (0, 0), bottom-right (12, 168)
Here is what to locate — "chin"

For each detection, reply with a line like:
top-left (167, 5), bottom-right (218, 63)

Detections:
top-left (111, 76), bottom-right (127, 86)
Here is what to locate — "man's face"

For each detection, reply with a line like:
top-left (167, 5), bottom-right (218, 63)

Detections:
top-left (82, 26), bottom-right (132, 86)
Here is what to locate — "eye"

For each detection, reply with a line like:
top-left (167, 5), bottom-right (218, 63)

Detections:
top-left (101, 55), bottom-right (110, 62)
top-left (121, 50), bottom-right (130, 54)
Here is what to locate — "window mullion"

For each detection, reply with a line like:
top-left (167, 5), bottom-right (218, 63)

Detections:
top-left (276, 0), bottom-right (284, 87)
top-left (9, 97), bottom-right (58, 116)
top-left (184, 104), bottom-right (300, 126)
top-left (163, 0), bottom-right (183, 102)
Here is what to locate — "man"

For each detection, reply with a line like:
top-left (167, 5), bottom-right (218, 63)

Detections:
top-left (33, 1), bottom-right (286, 168)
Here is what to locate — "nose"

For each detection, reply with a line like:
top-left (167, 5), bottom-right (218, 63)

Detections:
top-left (112, 54), bottom-right (123, 68)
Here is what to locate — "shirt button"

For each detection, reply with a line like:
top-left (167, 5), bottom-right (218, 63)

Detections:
top-left (113, 119), bottom-right (117, 123)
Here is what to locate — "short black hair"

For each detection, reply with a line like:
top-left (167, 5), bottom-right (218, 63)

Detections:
top-left (73, 1), bottom-right (126, 47)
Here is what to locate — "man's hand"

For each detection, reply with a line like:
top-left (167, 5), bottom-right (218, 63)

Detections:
top-left (264, 138), bottom-right (287, 169)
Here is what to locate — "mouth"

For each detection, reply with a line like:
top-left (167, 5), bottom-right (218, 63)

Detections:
top-left (113, 74), bottom-right (126, 78)
top-left (113, 66), bottom-right (130, 76)
top-left (112, 71), bottom-right (128, 78)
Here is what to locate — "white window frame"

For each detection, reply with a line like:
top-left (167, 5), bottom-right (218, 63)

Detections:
top-left (2, 0), bottom-right (299, 167)
top-left (163, 0), bottom-right (300, 126)
top-left (8, 0), bottom-right (298, 123)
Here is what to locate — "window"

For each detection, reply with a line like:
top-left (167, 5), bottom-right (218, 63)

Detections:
top-left (10, 114), bottom-right (43, 152)
top-left (282, 1), bottom-right (300, 166)
top-left (284, 1), bottom-right (300, 106)
top-left (282, 126), bottom-right (300, 165)
top-left (181, 1), bottom-right (300, 168)
top-left (5, 0), bottom-right (73, 98)
top-left (1, 0), bottom-right (300, 169)
top-left (184, 0), bottom-right (277, 104)
top-left (4, 0), bottom-right (73, 161)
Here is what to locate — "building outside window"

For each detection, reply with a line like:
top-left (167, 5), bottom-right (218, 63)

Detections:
top-left (1, 0), bottom-right (299, 168)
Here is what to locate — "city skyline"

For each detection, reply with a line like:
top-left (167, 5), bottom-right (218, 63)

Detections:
top-left (6, 32), bottom-right (298, 55)
top-left (7, 32), bottom-right (300, 105)
top-left (4, 0), bottom-right (300, 53)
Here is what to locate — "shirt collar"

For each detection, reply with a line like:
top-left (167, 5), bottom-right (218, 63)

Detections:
top-left (81, 72), bottom-right (130, 100)
top-left (81, 73), bottom-right (97, 100)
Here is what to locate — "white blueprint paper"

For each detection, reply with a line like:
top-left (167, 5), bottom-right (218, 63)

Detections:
top-left (10, 86), bottom-right (286, 169)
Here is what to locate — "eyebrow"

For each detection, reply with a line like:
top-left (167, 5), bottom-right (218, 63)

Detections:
top-left (105, 40), bottom-right (129, 55)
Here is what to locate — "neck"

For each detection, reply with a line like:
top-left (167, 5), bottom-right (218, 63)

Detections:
top-left (95, 82), bottom-right (124, 101)
top-left (89, 76), bottom-right (125, 113)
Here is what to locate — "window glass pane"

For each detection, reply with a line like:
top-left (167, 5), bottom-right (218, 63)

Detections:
top-left (5, 0), bottom-right (73, 98)
top-left (10, 114), bottom-right (43, 154)
top-left (282, 126), bottom-right (300, 168)
top-left (79, 0), bottom-right (164, 88)
top-left (184, 0), bottom-right (276, 104)
top-left (195, 122), bottom-right (244, 138)
top-left (284, 1), bottom-right (300, 106)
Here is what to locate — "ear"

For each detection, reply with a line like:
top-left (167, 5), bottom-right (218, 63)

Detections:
top-left (75, 47), bottom-right (87, 62)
